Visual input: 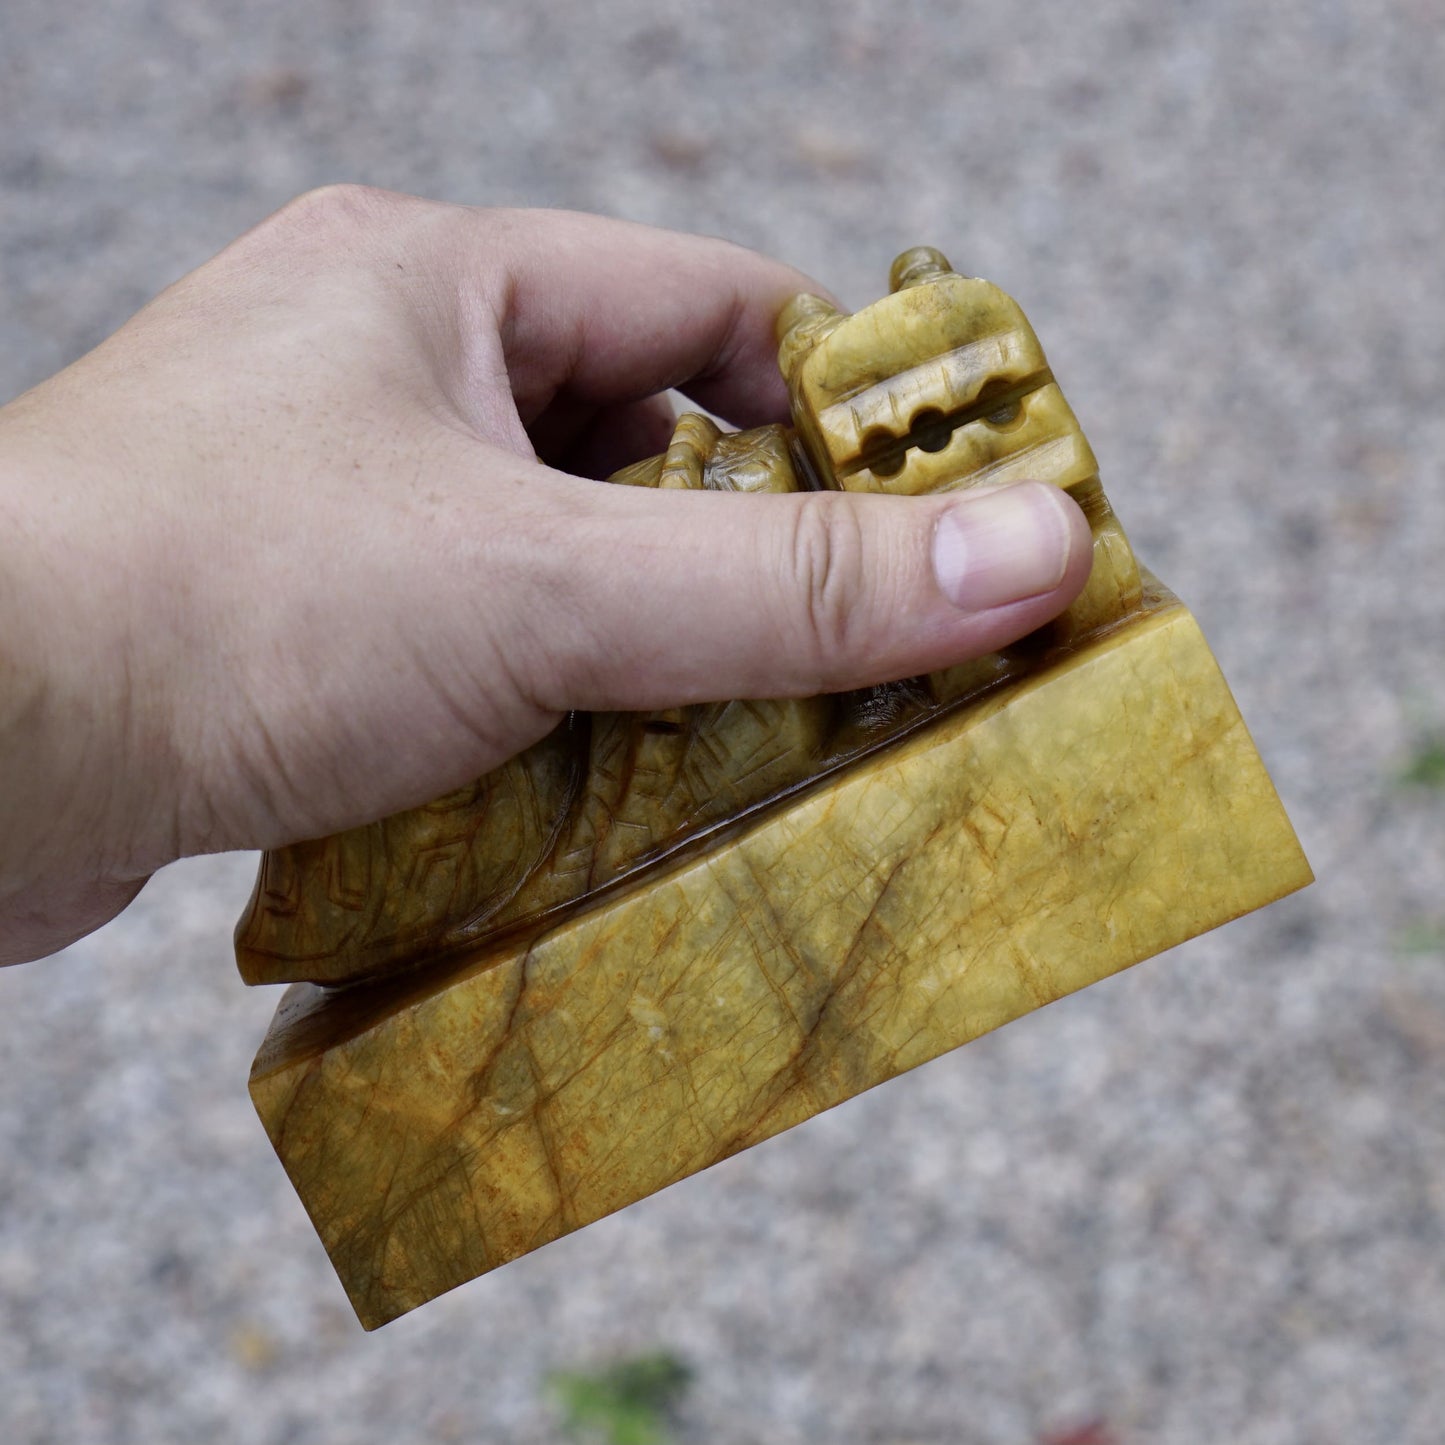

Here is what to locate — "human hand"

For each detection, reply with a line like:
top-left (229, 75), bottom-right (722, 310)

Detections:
top-left (0, 189), bottom-right (1091, 963)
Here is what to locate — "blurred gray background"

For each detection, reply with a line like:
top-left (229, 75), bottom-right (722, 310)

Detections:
top-left (1, 2), bottom-right (1442, 1442)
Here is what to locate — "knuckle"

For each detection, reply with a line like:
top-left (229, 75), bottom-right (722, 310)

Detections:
top-left (251, 185), bottom-right (418, 262)
top-left (278, 182), bottom-right (402, 230)
top-left (784, 498), bottom-right (869, 679)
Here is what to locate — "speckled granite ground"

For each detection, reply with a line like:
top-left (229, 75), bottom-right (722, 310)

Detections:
top-left (1, 3), bottom-right (1442, 1442)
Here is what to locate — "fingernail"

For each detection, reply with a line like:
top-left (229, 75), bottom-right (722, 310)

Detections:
top-left (931, 482), bottom-right (1074, 613)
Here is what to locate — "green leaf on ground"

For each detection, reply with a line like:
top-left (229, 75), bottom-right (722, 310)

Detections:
top-left (1398, 737), bottom-right (1445, 789)
top-left (1396, 919), bottom-right (1445, 957)
top-left (548, 1352), bottom-right (693, 1445)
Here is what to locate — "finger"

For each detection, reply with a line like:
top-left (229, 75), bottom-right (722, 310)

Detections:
top-left (473, 210), bottom-right (829, 428)
top-left (511, 476), bottom-right (1094, 713)
top-left (531, 393), bottom-right (677, 480)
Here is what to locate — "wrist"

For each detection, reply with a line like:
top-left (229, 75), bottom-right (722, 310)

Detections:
top-left (0, 401), bottom-right (176, 960)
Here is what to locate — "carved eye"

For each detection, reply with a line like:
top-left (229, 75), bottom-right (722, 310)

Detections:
top-left (984, 399), bottom-right (1023, 427)
top-left (644, 719), bottom-right (684, 736)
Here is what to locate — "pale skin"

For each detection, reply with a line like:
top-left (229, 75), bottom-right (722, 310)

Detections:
top-left (0, 188), bottom-right (1091, 966)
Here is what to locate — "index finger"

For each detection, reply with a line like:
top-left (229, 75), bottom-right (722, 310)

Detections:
top-left (473, 209), bottom-right (831, 428)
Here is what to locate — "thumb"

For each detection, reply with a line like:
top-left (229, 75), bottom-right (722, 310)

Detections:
top-left (517, 475), bottom-right (1094, 713)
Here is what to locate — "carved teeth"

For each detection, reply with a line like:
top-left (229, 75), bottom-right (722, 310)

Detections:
top-left (844, 369), bottom-right (1054, 480)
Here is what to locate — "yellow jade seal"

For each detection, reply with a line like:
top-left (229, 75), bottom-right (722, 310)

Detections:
top-left (238, 251), bottom-right (1310, 1328)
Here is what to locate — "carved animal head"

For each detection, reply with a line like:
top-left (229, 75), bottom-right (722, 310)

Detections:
top-left (777, 246), bottom-right (1099, 498)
